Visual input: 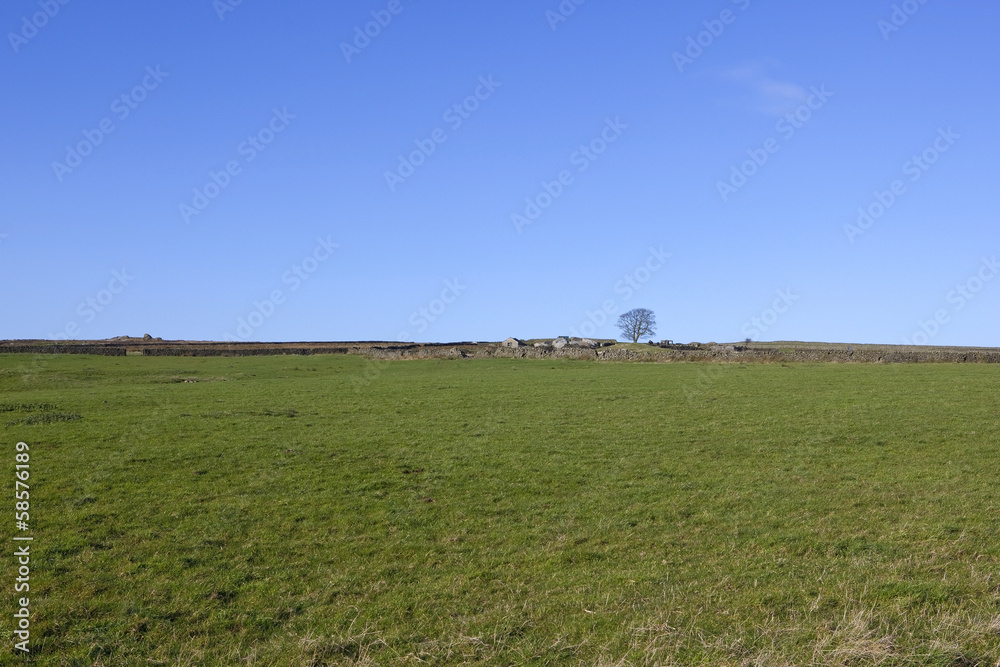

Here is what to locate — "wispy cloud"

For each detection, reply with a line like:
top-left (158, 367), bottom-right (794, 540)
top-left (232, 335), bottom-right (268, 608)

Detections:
top-left (716, 59), bottom-right (810, 117)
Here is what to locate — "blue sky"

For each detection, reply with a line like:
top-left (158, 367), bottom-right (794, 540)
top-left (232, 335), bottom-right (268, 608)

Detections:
top-left (2, 0), bottom-right (998, 345)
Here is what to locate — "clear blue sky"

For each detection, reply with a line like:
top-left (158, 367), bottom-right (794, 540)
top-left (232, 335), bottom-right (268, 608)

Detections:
top-left (2, 0), bottom-right (998, 345)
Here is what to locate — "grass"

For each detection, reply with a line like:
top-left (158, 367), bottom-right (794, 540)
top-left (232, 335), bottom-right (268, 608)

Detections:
top-left (3, 353), bottom-right (1000, 665)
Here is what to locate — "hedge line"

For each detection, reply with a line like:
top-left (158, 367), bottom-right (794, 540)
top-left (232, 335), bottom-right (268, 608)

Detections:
top-left (0, 345), bottom-right (126, 356)
top-left (140, 347), bottom-right (350, 357)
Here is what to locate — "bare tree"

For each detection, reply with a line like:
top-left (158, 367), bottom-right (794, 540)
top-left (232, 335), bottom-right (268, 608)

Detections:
top-left (617, 308), bottom-right (657, 343)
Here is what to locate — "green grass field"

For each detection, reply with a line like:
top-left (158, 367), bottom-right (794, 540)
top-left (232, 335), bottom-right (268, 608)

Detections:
top-left (3, 354), bottom-right (1000, 665)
